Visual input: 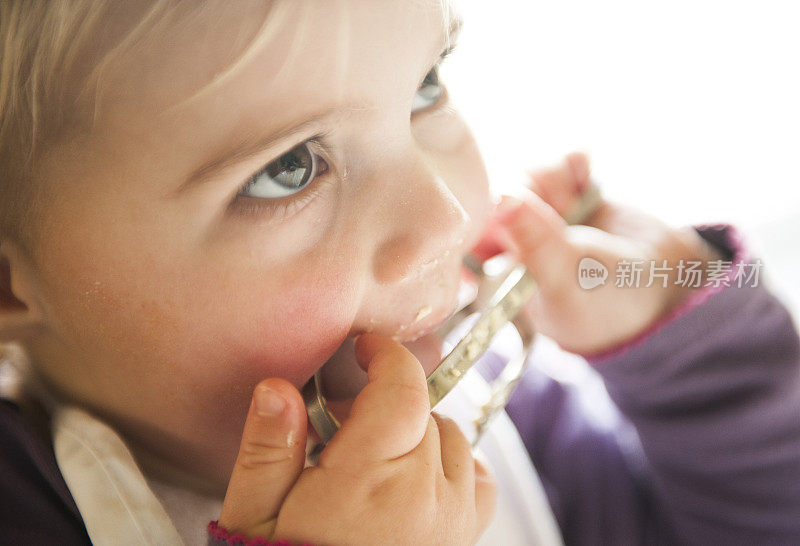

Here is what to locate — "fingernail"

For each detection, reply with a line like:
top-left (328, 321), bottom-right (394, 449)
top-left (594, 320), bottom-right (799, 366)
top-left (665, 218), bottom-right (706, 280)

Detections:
top-left (567, 152), bottom-right (590, 185)
top-left (498, 194), bottom-right (523, 208)
top-left (255, 387), bottom-right (286, 417)
top-left (495, 195), bottom-right (523, 223)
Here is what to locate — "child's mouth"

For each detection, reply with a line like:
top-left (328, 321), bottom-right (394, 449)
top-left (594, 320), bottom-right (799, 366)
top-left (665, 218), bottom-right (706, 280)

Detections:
top-left (314, 265), bottom-right (479, 416)
top-left (317, 314), bottom-right (450, 401)
top-left (301, 254), bottom-right (484, 457)
top-left (306, 328), bottom-right (447, 446)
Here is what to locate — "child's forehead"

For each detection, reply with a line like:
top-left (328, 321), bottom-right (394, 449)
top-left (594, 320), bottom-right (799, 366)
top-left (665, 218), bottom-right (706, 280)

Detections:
top-left (94, 1), bottom-right (454, 125)
top-left (65, 1), bottom-right (459, 198)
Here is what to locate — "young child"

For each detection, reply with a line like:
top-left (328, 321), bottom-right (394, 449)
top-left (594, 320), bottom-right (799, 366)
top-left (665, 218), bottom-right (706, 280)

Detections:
top-left (1, 1), bottom-right (799, 544)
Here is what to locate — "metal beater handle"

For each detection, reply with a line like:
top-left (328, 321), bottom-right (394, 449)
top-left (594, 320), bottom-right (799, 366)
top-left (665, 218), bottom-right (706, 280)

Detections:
top-left (425, 265), bottom-right (535, 408)
top-left (304, 183), bottom-right (603, 448)
top-left (303, 266), bottom-right (536, 448)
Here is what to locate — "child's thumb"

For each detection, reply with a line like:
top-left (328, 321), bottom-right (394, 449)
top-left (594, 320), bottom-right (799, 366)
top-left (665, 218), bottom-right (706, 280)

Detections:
top-left (218, 378), bottom-right (307, 539)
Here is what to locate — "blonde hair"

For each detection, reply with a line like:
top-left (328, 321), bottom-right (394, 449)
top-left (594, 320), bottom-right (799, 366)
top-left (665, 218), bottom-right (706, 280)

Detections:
top-left (0, 0), bottom-right (456, 248)
top-left (0, 0), bottom-right (187, 247)
top-left (0, 0), bottom-right (307, 248)
top-left (1, 0), bottom-right (104, 245)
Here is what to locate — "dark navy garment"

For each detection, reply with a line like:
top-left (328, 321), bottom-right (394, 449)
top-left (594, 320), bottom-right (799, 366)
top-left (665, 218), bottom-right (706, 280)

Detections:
top-left (0, 398), bottom-right (92, 545)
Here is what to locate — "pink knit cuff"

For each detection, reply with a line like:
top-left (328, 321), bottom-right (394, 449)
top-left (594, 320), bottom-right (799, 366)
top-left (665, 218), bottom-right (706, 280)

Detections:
top-left (577, 224), bottom-right (750, 366)
top-left (207, 520), bottom-right (313, 546)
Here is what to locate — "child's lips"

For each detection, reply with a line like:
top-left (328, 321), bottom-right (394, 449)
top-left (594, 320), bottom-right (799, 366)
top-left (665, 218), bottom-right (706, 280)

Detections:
top-left (308, 329), bottom-right (444, 443)
top-left (318, 323), bottom-right (448, 401)
top-left (387, 304), bottom-right (456, 344)
top-left (315, 265), bottom-right (477, 408)
top-left (306, 267), bottom-right (482, 456)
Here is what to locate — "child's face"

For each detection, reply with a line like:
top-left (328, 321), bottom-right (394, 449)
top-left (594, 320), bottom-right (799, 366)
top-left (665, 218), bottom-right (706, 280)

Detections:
top-left (27, 1), bottom-right (489, 485)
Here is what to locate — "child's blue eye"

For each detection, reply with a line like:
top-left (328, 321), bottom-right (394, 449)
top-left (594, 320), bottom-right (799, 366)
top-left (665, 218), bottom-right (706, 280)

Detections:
top-left (237, 62), bottom-right (446, 205)
top-left (238, 142), bottom-right (328, 199)
top-left (411, 66), bottom-right (444, 113)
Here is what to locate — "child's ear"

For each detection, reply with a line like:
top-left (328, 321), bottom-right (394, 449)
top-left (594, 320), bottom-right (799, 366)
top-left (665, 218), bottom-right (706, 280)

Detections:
top-left (0, 241), bottom-right (45, 343)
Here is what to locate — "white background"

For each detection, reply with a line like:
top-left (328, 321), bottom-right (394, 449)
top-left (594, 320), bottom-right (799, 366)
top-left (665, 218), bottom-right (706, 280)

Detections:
top-left (444, 0), bottom-right (800, 317)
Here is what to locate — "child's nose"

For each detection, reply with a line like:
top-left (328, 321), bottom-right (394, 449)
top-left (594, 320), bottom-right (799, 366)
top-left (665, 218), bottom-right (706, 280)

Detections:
top-left (371, 160), bottom-right (470, 284)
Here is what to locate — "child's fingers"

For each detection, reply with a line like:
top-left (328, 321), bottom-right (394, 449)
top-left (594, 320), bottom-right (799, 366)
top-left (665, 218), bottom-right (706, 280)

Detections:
top-left (473, 458), bottom-right (497, 536)
top-left (320, 333), bottom-right (431, 467)
top-left (565, 151), bottom-right (592, 193)
top-left (433, 413), bottom-right (497, 535)
top-left (470, 204), bottom-right (510, 261)
top-left (527, 152), bottom-right (591, 218)
top-left (432, 413), bottom-right (473, 483)
top-left (473, 150), bottom-right (588, 261)
top-left (495, 191), bottom-right (571, 288)
top-left (411, 414), bottom-right (445, 473)
top-left (433, 413), bottom-right (497, 538)
top-left (218, 378), bottom-right (307, 539)
top-left (470, 222), bottom-right (506, 261)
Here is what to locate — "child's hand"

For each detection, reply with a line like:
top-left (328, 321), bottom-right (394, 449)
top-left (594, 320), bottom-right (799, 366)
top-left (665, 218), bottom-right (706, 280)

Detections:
top-left (217, 334), bottom-right (496, 544)
top-left (478, 153), bottom-right (724, 355)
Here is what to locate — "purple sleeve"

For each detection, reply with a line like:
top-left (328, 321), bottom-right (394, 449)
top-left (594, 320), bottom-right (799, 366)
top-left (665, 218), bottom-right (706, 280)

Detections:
top-left (505, 225), bottom-right (800, 545)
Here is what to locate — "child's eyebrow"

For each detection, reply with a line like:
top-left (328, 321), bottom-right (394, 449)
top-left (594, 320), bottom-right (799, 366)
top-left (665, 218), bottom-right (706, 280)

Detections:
top-left (173, 108), bottom-right (343, 196)
top-left (174, 12), bottom-right (463, 197)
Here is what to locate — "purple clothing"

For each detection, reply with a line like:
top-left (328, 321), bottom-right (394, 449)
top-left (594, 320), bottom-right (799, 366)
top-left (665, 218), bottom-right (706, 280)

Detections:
top-left (1, 225), bottom-right (798, 545)
top-left (503, 225), bottom-right (800, 545)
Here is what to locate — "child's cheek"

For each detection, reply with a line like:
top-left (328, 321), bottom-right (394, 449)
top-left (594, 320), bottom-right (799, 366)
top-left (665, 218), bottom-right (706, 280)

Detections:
top-left (190, 196), bottom-right (360, 389)
top-left (224, 275), bottom-right (356, 389)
